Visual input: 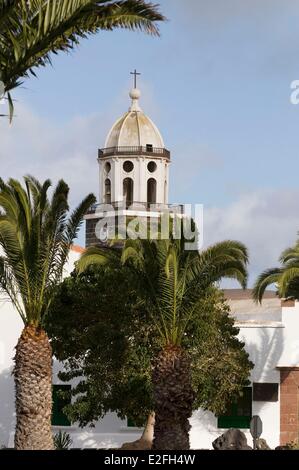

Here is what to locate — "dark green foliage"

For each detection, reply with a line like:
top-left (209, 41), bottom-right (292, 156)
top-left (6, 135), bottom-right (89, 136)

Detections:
top-left (46, 268), bottom-right (253, 426)
top-left (79, 235), bottom-right (249, 348)
top-left (186, 289), bottom-right (253, 416)
top-left (46, 265), bottom-right (156, 427)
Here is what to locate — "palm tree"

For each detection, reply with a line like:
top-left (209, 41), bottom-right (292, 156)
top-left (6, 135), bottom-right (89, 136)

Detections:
top-left (0, 0), bottom-right (164, 118)
top-left (78, 234), bottom-right (248, 449)
top-left (0, 176), bottom-right (95, 450)
top-left (253, 238), bottom-right (299, 302)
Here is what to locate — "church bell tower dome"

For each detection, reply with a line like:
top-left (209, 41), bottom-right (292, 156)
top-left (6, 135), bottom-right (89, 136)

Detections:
top-left (84, 74), bottom-right (178, 247)
top-left (98, 75), bottom-right (170, 208)
top-left (105, 88), bottom-right (165, 149)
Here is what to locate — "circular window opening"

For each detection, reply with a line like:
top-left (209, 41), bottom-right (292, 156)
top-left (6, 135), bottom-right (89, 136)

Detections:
top-left (147, 161), bottom-right (157, 173)
top-left (123, 161), bottom-right (134, 173)
top-left (105, 162), bottom-right (111, 173)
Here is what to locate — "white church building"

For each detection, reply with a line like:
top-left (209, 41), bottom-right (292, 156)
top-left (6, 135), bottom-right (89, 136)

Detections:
top-left (1, 81), bottom-right (299, 449)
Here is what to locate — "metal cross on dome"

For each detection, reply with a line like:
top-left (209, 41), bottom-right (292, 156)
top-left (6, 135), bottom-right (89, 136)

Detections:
top-left (130, 69), bottom-right (141, 88)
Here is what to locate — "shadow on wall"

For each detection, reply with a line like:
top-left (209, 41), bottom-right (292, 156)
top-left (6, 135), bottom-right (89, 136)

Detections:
top-left (246, 328), bottom-right (283, 382)
top-left (190, 328), bottom-right (284, 450)
top-left (0, 367), bottom-right (15, 447)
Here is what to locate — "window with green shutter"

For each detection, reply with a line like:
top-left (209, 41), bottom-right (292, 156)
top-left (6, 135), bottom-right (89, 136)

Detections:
top-left (217, 387), bottom-right (252, 429)
top-left (126, 416), bottom-right (146, 428)
top-left (127, 417), bottom-right (137, 428)
top-left (52, 385), bottom-right (71, 427)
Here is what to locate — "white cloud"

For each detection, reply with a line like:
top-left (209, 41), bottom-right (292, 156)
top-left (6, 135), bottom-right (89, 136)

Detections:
top-left (0, 103), bottom-right (110, 207)
top-left (204, 189), bottom-right (299, 285)
top-left (0, 102), bottom-right (112, 246)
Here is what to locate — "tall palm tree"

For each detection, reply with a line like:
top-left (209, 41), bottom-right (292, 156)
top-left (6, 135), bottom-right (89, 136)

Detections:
top-left (253, 238), bottom-right (299, 302)
top-left (0, 176), bottom-right (95, 450)
top-left (0, 0), bottom-right (164, 118)
top-left (78, 234), bottom-right (248, 449)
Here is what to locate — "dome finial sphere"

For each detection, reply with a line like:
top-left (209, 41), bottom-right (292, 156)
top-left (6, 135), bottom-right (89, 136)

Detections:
top-left (129, 88), bottom-right (141, 100)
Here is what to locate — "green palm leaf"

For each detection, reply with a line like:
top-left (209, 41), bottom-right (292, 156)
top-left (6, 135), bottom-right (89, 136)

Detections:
top-left (0, 175), bottom-right (96, 326)
top-left (78, 245), bottom-right (120, 273)
top-left (252, 268), bottom-right (281, 303)
top-left (253, 236), bottom-right (299, 302)
top-left (78, 233), bottom-right (248, 347)
top-left (0, 0), bottom-right (165, 118)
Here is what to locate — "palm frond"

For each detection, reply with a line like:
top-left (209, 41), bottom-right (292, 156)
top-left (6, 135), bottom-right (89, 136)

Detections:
top-left (0, 176), bottom-right (95, 326)
top-left (0, 0), bottom-right (165, 97)
top-left (0, 255), bottom-right (25, 321)
top-left (77, 245), bottom-right (120, 273)
top-left (279, 265), bottom-right (299, 298)
top-left (252, 268), bottom-right (282, 303)
top-left (279, 243), bottom-right (299, 264)
top-left (253, 235), bottom-right (299, 302)
top-left (78, 234), bottom-right (248, 346)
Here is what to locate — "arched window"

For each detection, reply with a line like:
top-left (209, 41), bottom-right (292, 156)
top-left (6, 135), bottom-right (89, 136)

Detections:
top-left (105, 162), bottom-right (111, 173)
top-left (123, 177), bottom-right (134, 208)
top-left (104, 178), bottom-right (111, 204)
top-left (147, 178), bottom-right (157, 206)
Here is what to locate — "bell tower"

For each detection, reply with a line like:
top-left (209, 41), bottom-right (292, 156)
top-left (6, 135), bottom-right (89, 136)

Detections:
top-left (85, 75), bottom-right (182, 247)
top-left (98, 73), bottom-right (170, 209)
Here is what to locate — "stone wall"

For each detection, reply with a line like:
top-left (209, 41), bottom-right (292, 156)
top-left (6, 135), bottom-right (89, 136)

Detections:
top-left (85, 218), bottom-right (100, 247)
top-left (280, 368), bottom-right (299, 445)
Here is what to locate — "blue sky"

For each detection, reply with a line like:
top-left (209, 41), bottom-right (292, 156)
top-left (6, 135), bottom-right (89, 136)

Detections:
top-left (1, 0), bottom-right (299, 284)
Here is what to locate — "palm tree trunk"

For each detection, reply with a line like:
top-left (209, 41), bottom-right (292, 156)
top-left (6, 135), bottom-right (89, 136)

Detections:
top-left (14, 325), bottom-right (54, 450)
top-left (141, 412), bottom-right (155, 446)
top-left (152, 345), bottom-right (194, 450)
top-left (121, 413), bottom-right (155, 450)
